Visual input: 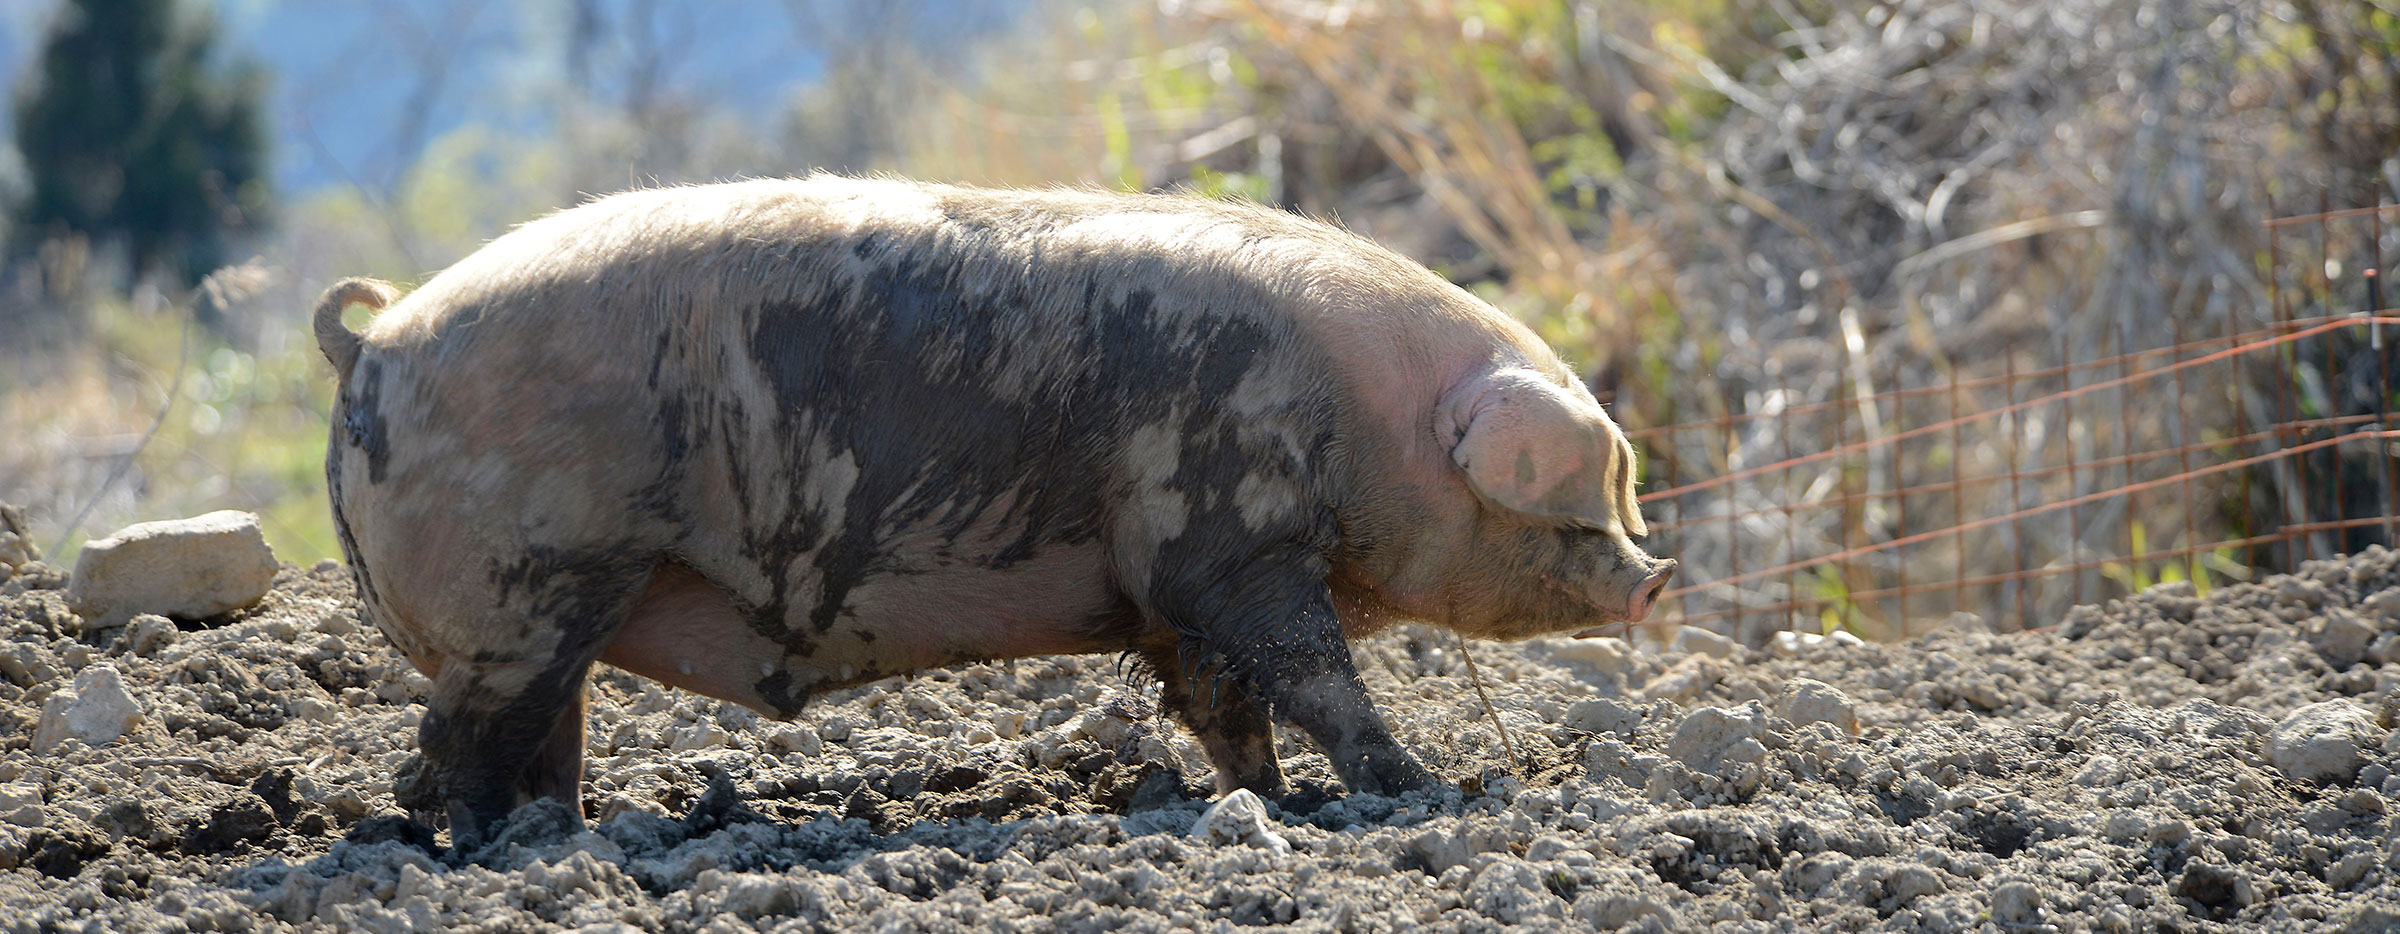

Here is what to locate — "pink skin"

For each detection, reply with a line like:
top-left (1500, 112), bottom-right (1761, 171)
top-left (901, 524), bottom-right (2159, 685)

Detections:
top-left (1307, 304), bottom-right (1671, 640)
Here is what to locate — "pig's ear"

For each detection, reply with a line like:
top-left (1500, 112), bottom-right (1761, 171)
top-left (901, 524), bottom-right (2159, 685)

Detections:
top-left (1436, 370), bottom-right (1620, 527)
top-left (1611, 422), bottom-right (1647, 537)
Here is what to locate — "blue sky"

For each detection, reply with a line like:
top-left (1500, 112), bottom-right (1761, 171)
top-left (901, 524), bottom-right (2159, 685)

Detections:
top-left (0, 1), bottom-right (1023, 194)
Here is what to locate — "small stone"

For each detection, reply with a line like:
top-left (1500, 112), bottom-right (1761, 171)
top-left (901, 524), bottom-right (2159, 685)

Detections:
top-left (1990, 880), bottom-right (2042, 924)
top-left (119, 614), bottom-right (178, 656)
top-left (1669, 626), bottom-right (1739, 660)
top-left (0, 782), bottom-right (43, 828)
top-left (2371, 632), bottom-right (2400, 668)
top-left (1190, 788), bottom-right (1290, 855)
top-left (33, 664), bottom-right (144, 752)
top-left (768, 725), bottom-right (823, 757)
top-left (2100, 810), bottom-right (2148, 841)
top-left (66, 511), bottom-right (278, 628)
top-left (2328, 851), bottom-right (2376, 889)
top-left (2268, 700), bottom-right (2378, 784)
top-left (1774, 630), bottom-right (1869, 652)
top-left (1666, 703), bottom-right (1771, 771)
top-left (668, 722), bottom-right (731, 751)
top-left (1776, 679), bottom-right (1859, 735)
top-left (2074, 754), bottom-right (2122, 787)
top-left (1563, 697), bottom-right (1640, 737)
top-left (1769, 631), bottom-right (1820, 655)
top-left (1539, 636), bottom-right (1638, 674)
top-left (0, 643), bottom-right (53, 688)
top-left (2313, 609), bottom-right (2377, 668)
top-left (1641, 655), bottom-right (1724, 703)
top-left (1466, 859), bottom-right (1566, 923)
top-left (2363, 589), bottom-right (2400, 626)
top-left (2275, 576), bottom-right (2330, 609)
top-left (0, 561), bottom-right (68, 593)
top-left (0, 503), bottom-right (39, 572)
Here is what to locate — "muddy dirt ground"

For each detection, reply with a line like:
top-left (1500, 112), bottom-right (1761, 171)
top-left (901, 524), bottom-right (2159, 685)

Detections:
top-left (2, 549), bottom-right (2399, 932)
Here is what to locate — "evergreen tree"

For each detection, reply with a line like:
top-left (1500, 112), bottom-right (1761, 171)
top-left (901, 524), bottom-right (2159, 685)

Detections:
top-left (11, 0), bottom-right (271, 287)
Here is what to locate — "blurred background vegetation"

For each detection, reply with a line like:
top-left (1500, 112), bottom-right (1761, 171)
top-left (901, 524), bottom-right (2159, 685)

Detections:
top-left (0, 0), bottom-right (2394, 636)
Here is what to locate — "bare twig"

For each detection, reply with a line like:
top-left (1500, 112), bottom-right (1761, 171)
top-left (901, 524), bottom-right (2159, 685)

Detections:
top-left (1453, 632), bottom-right (1527, 777)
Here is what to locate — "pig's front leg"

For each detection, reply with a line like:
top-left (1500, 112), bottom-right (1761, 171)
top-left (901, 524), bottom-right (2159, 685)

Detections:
top-left (1150, 544), bottom-right (1439, 798)
top-left (1139, 644), bottom-right (1287, 797)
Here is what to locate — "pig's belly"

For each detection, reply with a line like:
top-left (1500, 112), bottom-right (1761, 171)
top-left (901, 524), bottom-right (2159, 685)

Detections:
top-left (599, 545), bottom-right (1132, 717)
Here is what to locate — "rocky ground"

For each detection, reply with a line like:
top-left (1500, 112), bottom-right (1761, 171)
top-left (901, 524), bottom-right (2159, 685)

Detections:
top-left (1, 546), bottom-right (2398, 932)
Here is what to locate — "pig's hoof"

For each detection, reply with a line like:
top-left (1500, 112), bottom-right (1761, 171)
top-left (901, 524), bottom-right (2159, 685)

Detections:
top-left (1345, 757), bottom-right (1441, 798)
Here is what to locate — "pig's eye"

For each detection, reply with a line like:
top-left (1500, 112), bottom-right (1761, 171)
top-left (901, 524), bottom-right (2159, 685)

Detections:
top-left (1554, 525), bottom-right (1605, 551)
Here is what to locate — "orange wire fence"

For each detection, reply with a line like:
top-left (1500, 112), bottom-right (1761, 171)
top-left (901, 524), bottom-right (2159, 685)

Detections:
top-left (1629, 202), bottom-right (2398, 642)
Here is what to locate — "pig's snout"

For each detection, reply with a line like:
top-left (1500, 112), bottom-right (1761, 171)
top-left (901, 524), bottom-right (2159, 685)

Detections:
top-left (1625, 559), bottom-right (1676, 621)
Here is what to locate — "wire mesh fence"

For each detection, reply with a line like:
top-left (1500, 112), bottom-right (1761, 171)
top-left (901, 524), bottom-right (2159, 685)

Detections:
top-left (1632, 201), bottom-right (2400, 644)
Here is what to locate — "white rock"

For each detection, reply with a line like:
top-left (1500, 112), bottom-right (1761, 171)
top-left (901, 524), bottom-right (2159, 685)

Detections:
top-left (1771, 630), bottom-right (1867, 655)
top-left (2312, 609), bottom-right (2378, 668)
top-left (1535, 636), bottom-right (1639, 674)
top-left (768, 725), bottom-right (823, 757)
top-left (2372, 632), bottom-right (2400, 668)
top-left (1669, 626), bottom-right (1740, 660)
top-left (2328, 851), bottom-right (2376, 889)
top-left (121, 614), bottom-right (178, 656)
top-left (2267, 700), bottom-right (2378, 784)
top-left (1770, 631), bottom-right (1820, 655)
top-left (2074, 754), bottom-right (2122, 787)
top-left (2099, 809), bottom-right (2152, 841)
top-left (1466, 859), bottom-right (1566, 923)
top-left (33, 664), bottom-right (144, 752)
top-left (1190, 789), bottom-right (1290, 855)
top-left (1666, 703), bottom-right (1771, 771)
top-left (0, 643), bottom-right (54, 687)
top-left (2363, 589), bottom-right (2400, 626)
top-left (1640, 655), bottom-right (1723, 703)
top-left (0, 504), bottom-right (38, 571)
top-left (1563, 697), bottom-right (1640, 736)
top-left (1776, 679), bottom-right (1859, 735)
top-left (0, 782), bottom-right (43, 828)
top-left (67, 510), bottom-right (278, 628)
top-left (289, 696), bottom-right (339, 724)
top-left (1990, 880), bottom-right (2043, 924)
top-left (668, 722), bottom-right (731, 751)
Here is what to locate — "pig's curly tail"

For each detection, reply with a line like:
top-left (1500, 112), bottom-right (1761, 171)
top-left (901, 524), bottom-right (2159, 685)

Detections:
top-left (312, 277), bottom-right (398, 381)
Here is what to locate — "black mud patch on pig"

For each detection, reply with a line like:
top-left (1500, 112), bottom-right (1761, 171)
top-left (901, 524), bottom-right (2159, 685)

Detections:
top-left (339, 358), bottom-right (392, 485)
top-left (485, 545), bottom-right (652, 649)
top-left (324, 371), bottom-right (383, 620)
top-left (626, 390), bottom-right (698, 526)
top-left (742, 244), bottom-right (1293, 645)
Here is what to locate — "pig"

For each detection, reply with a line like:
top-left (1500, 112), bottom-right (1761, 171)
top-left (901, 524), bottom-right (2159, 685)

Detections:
top-left (313, 176), bottom-right (1674, 850)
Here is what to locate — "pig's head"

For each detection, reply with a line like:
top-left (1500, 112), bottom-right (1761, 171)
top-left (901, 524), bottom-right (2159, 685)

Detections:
top-left (1416, 367), bottom-right (1676, 640)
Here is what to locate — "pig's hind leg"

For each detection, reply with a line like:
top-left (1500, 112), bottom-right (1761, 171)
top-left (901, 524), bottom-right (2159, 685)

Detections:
top-left (417, 554), bottom-right (651, 856)
top-left (523, 688), bottom-right (590, 805)
top-left (421, 655), bottom-right (605, 855)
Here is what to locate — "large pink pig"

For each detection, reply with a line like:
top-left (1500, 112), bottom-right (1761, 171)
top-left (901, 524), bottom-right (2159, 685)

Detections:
top-left (313, 176), bottom-right (1674, 851)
